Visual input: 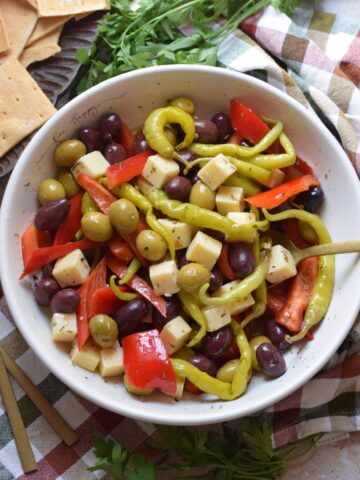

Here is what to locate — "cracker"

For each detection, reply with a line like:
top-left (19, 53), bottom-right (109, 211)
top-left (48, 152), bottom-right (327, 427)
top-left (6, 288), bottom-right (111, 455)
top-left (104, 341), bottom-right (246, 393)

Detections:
top-left (26, 0), bottom-right (37, 8)
top-left (0, 58), bottom-right (56, 157)
top-left (20, 25), bottom-right (62, 67)
top-left (37, 0), bottom-right (110, 17)
top-left (0, 7), bottom-right (10, 54)
top-left (27, 15), bottom-right (71, 46)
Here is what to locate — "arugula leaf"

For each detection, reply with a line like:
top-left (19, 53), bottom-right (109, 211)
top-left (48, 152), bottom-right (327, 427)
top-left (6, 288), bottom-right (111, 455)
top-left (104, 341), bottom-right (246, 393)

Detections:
top-left (127, 454), bottom-right (156, 480)
top-left (75, 48), bottom-right (89, 64)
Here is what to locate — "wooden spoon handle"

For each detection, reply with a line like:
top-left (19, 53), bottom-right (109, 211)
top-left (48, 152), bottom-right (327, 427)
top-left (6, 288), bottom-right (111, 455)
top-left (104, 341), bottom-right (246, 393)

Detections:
top-left (299, 240), bottom-right (360, 260)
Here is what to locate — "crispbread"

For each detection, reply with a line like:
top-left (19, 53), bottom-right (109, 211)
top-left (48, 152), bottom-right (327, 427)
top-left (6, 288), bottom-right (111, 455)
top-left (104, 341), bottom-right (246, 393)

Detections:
top-left (0, 58), bottom-right (56, 157)
top-left (26, 0), bottom-right (37, 7)
top-left (20, 25), bottom-right (62, 67)
top-left (27, 15), bottom-right (71, 46)
top-left (37, 0), bottom-right (110, 17)
top-left (0, 7), bottom-right (10, 54)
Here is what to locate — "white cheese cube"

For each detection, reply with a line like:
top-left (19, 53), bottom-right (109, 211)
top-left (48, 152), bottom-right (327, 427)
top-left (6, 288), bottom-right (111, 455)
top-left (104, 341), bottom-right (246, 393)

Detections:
top-left (198, 154), bottom-right (236, 191)
top-left (52, 249), bottom-right (90, 288)
top-left (99, 341), bottom-right (124, 377)
top-left (72, 151), bottom-right (109, 179)
top-left (70, 339), bottom-right (100, 372)
top-left (186, 231), bottom-right (222, 270)
top-left (201, 305), bottom-right (232, 332)
top-left (142, 154), bottom-right (179, 188)
top-left (149, 260), bottom-right (179, 296)
top-left (266, 245), bottom-right (297, 284)
top-left (158, 218), bottom-right (192, 250)
top-left (213, 281), bottom-right (255, 316)
top-left (216, 186), bottom-right (244, 216)
top-left (51, 313), bottom-right (77, 342)
top-left (262, 168), bottom-right (285, 188)
top-left (227, 211), bottom-right (256, 225)
top-left (160, 315), bottom-right (192, 355)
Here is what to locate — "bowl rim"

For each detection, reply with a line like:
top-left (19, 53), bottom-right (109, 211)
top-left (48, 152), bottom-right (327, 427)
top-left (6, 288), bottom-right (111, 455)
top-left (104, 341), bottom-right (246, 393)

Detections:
top-left (1, 64), bottom-right (360, 425)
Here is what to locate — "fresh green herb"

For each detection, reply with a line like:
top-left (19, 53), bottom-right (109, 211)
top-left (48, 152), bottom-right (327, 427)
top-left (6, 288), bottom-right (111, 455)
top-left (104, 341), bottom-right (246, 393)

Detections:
top-left (76, 0), bottom-right (305, 94)
top-left (89, 419), bottom-right (320, 479)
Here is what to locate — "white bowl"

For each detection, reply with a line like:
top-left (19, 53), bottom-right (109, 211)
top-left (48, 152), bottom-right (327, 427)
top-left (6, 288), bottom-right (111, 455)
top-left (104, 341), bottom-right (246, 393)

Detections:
top-left (1, 65), bottom-right (360, 425)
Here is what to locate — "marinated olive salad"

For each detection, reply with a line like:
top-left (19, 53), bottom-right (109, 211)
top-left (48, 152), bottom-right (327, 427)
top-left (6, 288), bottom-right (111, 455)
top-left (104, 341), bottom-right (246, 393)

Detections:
top-left (20, 97), bottom-right (333, 400)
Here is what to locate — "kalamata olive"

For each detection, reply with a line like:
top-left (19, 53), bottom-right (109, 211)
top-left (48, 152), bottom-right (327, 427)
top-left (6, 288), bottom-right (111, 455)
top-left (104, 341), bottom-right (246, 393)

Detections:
top-left (165, 176), bottom-right (192, 201)
top-left (153, 295), bottom-right (182, 328)
top-left (209, 267), bottom-right (223, 292)
top-left (104, 142), bottom-right (127, 164)
top-left (256, 343), bottom-right (286, 377)
top-left (178, 253), bottom-right (190, 268)
top-left (186, 166), bottom-right (201, 185)
top-left (189, 354), bottom-right (217, 377)
top-left (50, 288), bottom-right (80, 313)
top-left (203, 228), bottom-right (225, 243)
top-left (265, 319), bottom-right (290, 350)
top-left (268, 201), bottom-right (292, 214)
top-left (99, 113), bottom-right (122, 143)
top-left (211, 112), bottom-right (232, 142)
top-left (176, 150), bottom-right (197, 174)
top-left (295, 186), bottom-right (324, 213)
top-left (34, 198), bottom-right (70, 231)
top-left (132, 133), bottom-right (149, 155)
top-left (202, 325), bottom-right (234, 358)
top-left (249, 335), bottom-right (271, 370)
top-left (114, 298), bottom-right (149, 337)
top-left (228, 243), bottom-right (255, 278)
top-left (42, 262), bottom-right (55, 279)
top-left (78, 127), bottom-right (101, 152)
top-left (34, 278), bottom-right (59, 306)
top-left (195, 119), bottom-right (219, 144)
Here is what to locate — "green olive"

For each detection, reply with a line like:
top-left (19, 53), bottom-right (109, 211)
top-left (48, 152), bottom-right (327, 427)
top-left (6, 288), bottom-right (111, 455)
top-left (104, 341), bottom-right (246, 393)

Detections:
top-left (298, 220), bottom-right (318, 244)
top-left (38, 178), bottom-right (65, 205)
top-left (216, 359), bottom-right (239, 383)
top-left (81, 192), bottom-right (99, 215)
top-left (170, 97), bottom-right (195, 116)
top-left (57, 168), bottom-right (81, 199)
top-left (135, 229), bottom-right (167, 261)
top-left (81, 211), bottom-right (114, 243)
top-left (177, 262), bottom-right (211, 292)
top-left (54, 139), bottom-right (86, 167)
top-left (89, 314), bottom-right (118, 348)
top-left (249, 335), bottom-right (271, 370)
top-left (190, 181), bottom-right (216, 210)
top-left (164, 127), bottom-right (177, 146)
top-left (109, 199), bottom-right (139, 234)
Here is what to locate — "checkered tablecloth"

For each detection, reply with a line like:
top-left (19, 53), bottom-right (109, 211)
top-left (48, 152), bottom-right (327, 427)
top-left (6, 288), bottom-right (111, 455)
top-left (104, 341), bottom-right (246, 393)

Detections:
top-left (1, 1), bottom-right (360, 478)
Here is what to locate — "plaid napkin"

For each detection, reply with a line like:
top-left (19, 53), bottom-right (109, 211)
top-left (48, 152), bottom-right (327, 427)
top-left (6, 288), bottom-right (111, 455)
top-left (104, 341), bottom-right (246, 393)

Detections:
top-left (1, 1), bottom-right (360, 479)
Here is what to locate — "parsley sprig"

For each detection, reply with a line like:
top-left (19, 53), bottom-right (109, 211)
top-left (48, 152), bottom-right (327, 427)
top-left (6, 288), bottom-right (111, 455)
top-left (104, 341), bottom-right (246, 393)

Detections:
top-left (76, 0), bottom-right (304, 94)
top-left (89, 419), bottom-right (320, 479)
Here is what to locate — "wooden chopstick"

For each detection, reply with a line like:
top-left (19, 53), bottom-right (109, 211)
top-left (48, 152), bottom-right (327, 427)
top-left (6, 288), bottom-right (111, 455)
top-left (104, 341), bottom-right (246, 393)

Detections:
top-left (0, 349), bottom-right (37, 473)
top-left (0, 347), bottom-right (78, 446)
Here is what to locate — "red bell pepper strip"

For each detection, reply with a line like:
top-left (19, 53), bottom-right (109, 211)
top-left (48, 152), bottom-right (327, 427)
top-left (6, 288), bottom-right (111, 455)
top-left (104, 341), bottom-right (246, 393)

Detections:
top-left (217, 244), bottom-right (236, 281)
top-left (77, 256), bottom-right (107, 349)
top-left (281, 218), bottom-right (309, 249)
top-left (245, 175), bottom-right (320, 209)
top-left (106, 151), bottom-right (152, 189)
top-left (295, 156), bottom-right (313, 175)
top-left (108, 234), bottom-right (134, 263)
top-left (185, 380), bottom-right (202, 395)
top-left (230, 99), bottom-right (270, 145)
top-left (89, 286), bottom-right (128, 318)
top-left (267, 288), bottom-right (287, 315)
top-left (122, 329), bottom-right (177, 395)
top-left (53, 193), bottom-right (83, 245)
top-left (20, 238), bottom-right (96, 279)
top-left (21, 223), bottom-right (51, 267)
top-left (119, 123), bottom-right (135, 156)
top-left (107, 253), bottom-right (167, 317)
top-left (276, 257), bottom-right (318, 333)
top-left (120, 215), bottom-right (149, 267)
top-left (76, 173), bottom-right (117, 215)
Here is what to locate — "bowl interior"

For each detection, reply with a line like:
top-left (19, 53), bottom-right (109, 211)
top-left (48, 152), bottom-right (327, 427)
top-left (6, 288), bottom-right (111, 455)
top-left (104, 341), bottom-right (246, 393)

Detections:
top-left (1, 65), bottom-right (360, 425)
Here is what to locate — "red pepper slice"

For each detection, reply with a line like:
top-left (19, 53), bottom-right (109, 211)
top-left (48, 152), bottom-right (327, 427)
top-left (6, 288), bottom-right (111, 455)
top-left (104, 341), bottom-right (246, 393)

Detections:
top-left (185, 381), bottom-right (202, 395)
top-left (245, 175), bottom-right (320, 209)
top-left (281, 218), bottom-right (309, 249)
top-left (108, 234), bottom-right (134, 263)
top-left (76, 173), bottom-right (117, 214)
top-left (276, 257), bottom-right (318, 333)
top-left (217, 244), bottom-right (236, 281)
top-left (106, 151), bottom-right (152, 189)
top-left (21, 223), bottom-right (51, 267)
top-left (53, 193), bottom-right (83, 245)
top-left (295, 156), bottom-right (313, 175)
top-left (107, 253), bottom-right (167, 317)
top-left (122, 329), bottom-right (176, 395)
top-left (77, 256), bottom-right (107, 349)
top-left (89, 286), bottom-right (128, 318)
top-left (230, 99), bottom-right (270, 145)
top-left (267, 288), bottom-right (287, 315)
top-left (20, 238), bottom-right (96, 279)
top-left (119, 123), bottom-right (135, 156)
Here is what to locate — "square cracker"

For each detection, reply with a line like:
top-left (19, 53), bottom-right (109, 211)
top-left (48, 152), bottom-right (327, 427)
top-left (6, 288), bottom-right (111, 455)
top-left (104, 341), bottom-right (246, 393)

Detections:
top-left (27, 15), bottom-right (71, 46)
top-left (37, 0), bottom-right (110, 17)
top-left (20, 25), bottom-right (63, 67)
top-left (0, 7), bottom-right (10, 54)
top-left (0, 58), bottom-right (56, 157)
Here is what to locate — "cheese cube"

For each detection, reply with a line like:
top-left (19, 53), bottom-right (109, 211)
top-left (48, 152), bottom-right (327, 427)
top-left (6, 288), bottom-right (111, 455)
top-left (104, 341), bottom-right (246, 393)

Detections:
top-left (198, 154), bottom-right (236, 191)
top-left (201, 305), bottom-right (232, 332)
top-left (70, 339), bottom-right (100, 372)
top-left (52, 249), bottom-right (90, 288)
top-left (158, 218), bottom-right (192, 250)
top-left (266, 245), bottom-right (297, 284)
top-left (262, 169), bottom-right (285, 188)
top-left (186, 231), bottom-right (222, 270)
top-left (227, 212), bottom-right (256, 225)
top-left (166, 377), bottom-right (186, 400)
top-left (213, 281), bottom-right (255, 316)
top-left (51, 313), bottom-right (77, 342)
top-left (99, 341), bottom-right (124, 377)
top-left (160, 315), bottom-right (192, 355)
top-left (72, 151), bottom-right (109, 179)
top-left (149, 260), bottom-right (179, 296)
top-left (215, 186), bottom-right (244, 216)
top-left (142, 154), bottom-right (179, 188)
